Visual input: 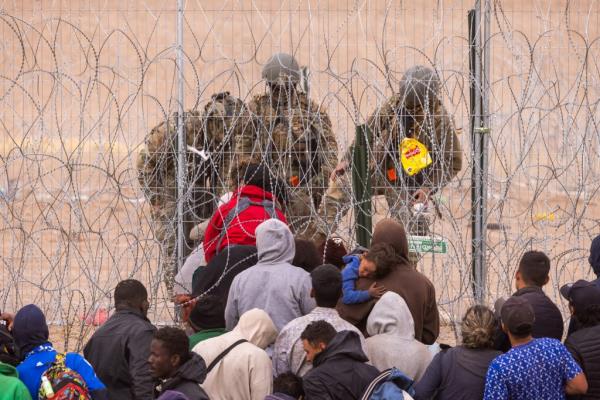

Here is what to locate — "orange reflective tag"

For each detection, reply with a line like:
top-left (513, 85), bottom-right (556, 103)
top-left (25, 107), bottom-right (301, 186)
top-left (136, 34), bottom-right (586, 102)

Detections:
top-left (387, 168), bottom-right (397, 181)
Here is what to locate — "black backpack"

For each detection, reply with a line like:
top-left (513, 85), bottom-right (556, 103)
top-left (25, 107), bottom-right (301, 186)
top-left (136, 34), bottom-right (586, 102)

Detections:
top-left (0, 323), bottom-right (19, 366)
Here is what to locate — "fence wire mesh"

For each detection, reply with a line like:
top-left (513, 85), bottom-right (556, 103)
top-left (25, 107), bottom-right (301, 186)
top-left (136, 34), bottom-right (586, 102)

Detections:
top-left (1, 0), bottom-right (599, 350)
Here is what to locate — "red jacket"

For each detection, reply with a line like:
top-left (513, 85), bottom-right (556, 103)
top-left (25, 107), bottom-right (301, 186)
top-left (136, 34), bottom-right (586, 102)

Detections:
top-left (203, 185), bottom-right (287, 263)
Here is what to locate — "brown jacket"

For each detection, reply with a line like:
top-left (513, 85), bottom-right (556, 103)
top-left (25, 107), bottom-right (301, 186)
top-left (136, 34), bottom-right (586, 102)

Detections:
top-left (337, 219), bottom-right (440, 344)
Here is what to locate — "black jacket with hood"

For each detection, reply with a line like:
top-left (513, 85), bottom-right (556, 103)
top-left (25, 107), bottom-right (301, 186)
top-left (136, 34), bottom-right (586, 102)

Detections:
top-left (493, 286), bottom-right (563, 352)
top-left (565, 324), bottom-right (600, 400)
top-left (302, 331), bottom-right (379, 400)
top-left (413, 346), bottom-right (501, 400)
top-left (83, 307), bottom-right (157, 400)
top-left (589, 235), bottom-right (600, 283)
top-left (566, 236), bottom-right (600, 336)
top-left (156, 353), bottom-right (209, 400)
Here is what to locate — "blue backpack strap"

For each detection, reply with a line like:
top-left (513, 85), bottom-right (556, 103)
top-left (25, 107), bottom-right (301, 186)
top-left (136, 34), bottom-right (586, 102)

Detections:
top-left (361, 369), bottom-right (393, 400)
top-left (215, 197), bottom-right (281, 255)
top-left (361, 367), bottom-right (415, 400)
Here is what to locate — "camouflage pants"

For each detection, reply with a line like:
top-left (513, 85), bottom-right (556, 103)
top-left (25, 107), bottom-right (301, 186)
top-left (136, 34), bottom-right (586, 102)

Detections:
top-left (286, 184), bottom-right (324, 242)
top-left (151, 199), bottom-right (178, 294)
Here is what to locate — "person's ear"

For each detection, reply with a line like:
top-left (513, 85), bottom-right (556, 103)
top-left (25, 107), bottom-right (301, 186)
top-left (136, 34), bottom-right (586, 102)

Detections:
top-left (141, 300), bottom-right (150, 316)
top-left (171, 354), bottom-right (181, 368)
top-left (501, 322), bottom-right (508, 334)
top-left (310, 288), bottom-right (315, 298)
top-left (515, 270), bottom-right (521, 281)
top-left (569, 304), bottom-right (575, 316)
top-left (318, 342), bottom-right (327, 352)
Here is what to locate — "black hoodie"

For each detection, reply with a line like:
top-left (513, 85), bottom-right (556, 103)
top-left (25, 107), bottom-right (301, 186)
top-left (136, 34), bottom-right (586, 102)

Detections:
top-left (156, 353), bottom-right (209, 400)
top-left (414, 346), bottom-right (501, 400)
top-left (589, 235), bottom-right (600, 280)
top-left (303, 331), bottom-right (379, 400)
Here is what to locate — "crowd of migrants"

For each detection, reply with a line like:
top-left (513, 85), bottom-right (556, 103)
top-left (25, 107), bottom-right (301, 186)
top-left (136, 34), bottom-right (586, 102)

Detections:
top-left (1, 53), bottom-right (600, 399)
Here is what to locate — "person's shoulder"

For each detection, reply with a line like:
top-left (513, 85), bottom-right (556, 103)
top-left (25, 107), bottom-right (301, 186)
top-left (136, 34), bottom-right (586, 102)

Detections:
top-left (285, 264), bottom-right (311, 277)
top-left (278, 314), bottom-right (306, 335)
top-left (117, 311), bottom-right (156, 330)
top-left (341, 260), bottom-right (359, 275)
top-left (395, 265), bottom-right (435, 286)
top-left (65, 352), bottom-right (89, 366)
top-left (535, 337), bottom-right (563, 347)
top-left (232, 264), bottom-right (258, 281)
top-left (65, 352), bottom-right (97, 375)
top-left (567, 324), bottom-right (600, 344)
top-left (488, 348), bottom-right (513, 367)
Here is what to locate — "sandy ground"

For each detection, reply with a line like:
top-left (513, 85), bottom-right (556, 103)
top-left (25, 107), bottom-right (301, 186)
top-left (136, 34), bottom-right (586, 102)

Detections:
top-left (1, 0), bottom-right (600, 348)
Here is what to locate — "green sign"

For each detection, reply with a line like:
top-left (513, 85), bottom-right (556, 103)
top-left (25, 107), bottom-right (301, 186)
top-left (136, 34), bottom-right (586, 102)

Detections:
top-left (408, 236), bottom-right (447, 254)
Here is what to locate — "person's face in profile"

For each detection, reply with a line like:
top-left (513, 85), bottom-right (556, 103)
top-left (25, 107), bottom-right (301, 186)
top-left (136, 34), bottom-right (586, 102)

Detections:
top-left (358, 256), bottom-right (377, 278)
top-left (148, 339), bottom-right (179, 379)
top-left (302, 339), bottom-right (326, 364)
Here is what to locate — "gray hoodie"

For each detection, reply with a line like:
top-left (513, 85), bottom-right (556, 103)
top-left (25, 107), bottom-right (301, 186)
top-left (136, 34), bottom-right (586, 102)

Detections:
top-left (366, 292), bottom-right (432, 381)
top-left (224, 219), bottom-right (316, 331)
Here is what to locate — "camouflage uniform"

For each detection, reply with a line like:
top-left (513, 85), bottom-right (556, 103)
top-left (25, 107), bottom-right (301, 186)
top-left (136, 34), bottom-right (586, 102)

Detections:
top-left (319, 65), bottom-right (463, 242)
top-left (137, 93), bottom-right (251, 292)
top-left (233, 54), bottom-right (338, 239)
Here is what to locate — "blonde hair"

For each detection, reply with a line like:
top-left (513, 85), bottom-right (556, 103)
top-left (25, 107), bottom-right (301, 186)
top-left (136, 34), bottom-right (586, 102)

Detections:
top-left (461, 305), bottom-right (496, 349)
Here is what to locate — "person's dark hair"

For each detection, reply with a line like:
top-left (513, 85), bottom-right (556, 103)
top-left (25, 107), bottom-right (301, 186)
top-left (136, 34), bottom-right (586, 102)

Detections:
top-left (273, 372), bottom-right (304, 399)
top-left (573, 304), bottom-right (600, 329)
top-left (311, 264), bottom-right (342, 308)
top-left (243, 163), bottom-right (288, 205)
top-left (363, 242), bottom-right (397, 279)
top-left (292, 239), bottom-right (321, 273)
top-left (300, 320), bottom-right (337, 346)
top-left (114, 279), bottom-right (148, 309)
top-left (518, 251), bottom-right (551, 287)
top-left (318, 237), bottom-right (348, 269)
top-left (461, 305), bottom-right (496, 349)
top-left (153, 327), bottom-right (190, 365)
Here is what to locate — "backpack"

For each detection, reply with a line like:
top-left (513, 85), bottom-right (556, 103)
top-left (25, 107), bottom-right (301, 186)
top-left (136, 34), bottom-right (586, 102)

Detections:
top-left (361, 368), bottom-right (416, 400)
top-left (38, 353), bottom-right (91, 400)
top-left (214, 196), bottom-right (281, 255)
top-left (0, 323), bottom-right (19, 366)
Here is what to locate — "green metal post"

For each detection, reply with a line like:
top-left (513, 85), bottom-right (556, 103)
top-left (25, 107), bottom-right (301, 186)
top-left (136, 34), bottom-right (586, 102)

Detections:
top-left (352, 124), bottom-right (373, 247)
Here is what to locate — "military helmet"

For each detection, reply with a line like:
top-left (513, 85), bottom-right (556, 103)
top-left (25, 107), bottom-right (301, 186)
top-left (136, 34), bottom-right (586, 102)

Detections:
top-left (262, 53), bottom-right (301, 85)
top-left (399, 65), bottom-right (441, 110)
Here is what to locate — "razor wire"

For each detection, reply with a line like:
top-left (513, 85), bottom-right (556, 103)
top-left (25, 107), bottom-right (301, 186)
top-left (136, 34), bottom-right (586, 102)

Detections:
top-left (0, 0), bottom-right (599, 350)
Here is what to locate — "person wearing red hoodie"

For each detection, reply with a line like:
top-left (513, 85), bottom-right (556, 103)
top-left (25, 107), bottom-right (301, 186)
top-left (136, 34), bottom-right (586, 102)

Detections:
top-left (203, 163), bottom-right (288, 263)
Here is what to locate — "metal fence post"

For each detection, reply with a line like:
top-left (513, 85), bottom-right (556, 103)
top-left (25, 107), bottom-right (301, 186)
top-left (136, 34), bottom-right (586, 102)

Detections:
top-left (352, 124), bottom-right (373, 248)
top-left (469, 0), bottom-right (490, 303)
top-left (176, 0), bottom-right (186, 277)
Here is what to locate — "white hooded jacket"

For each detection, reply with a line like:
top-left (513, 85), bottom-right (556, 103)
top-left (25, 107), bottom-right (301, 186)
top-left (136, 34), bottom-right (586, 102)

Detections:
top-left (224, 219), bottom-right (316, 331)
top-left (192, 308), bottom-right (278, 400)
top-left (366, 292), bottom-right (433, 381)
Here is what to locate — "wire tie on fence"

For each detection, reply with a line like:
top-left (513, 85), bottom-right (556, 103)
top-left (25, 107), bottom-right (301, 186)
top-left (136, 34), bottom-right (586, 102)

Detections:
top-left (474, 127), bottom-right (491, 134)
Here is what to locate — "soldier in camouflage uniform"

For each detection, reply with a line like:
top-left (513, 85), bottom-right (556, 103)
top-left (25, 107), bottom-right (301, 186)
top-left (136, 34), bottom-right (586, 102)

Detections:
top-left (321, 65), bottom-right (462, 243)
top-left (233, 53), bottom-right (338, 240)
top-left (137, 93), bottom-right (251, 292)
